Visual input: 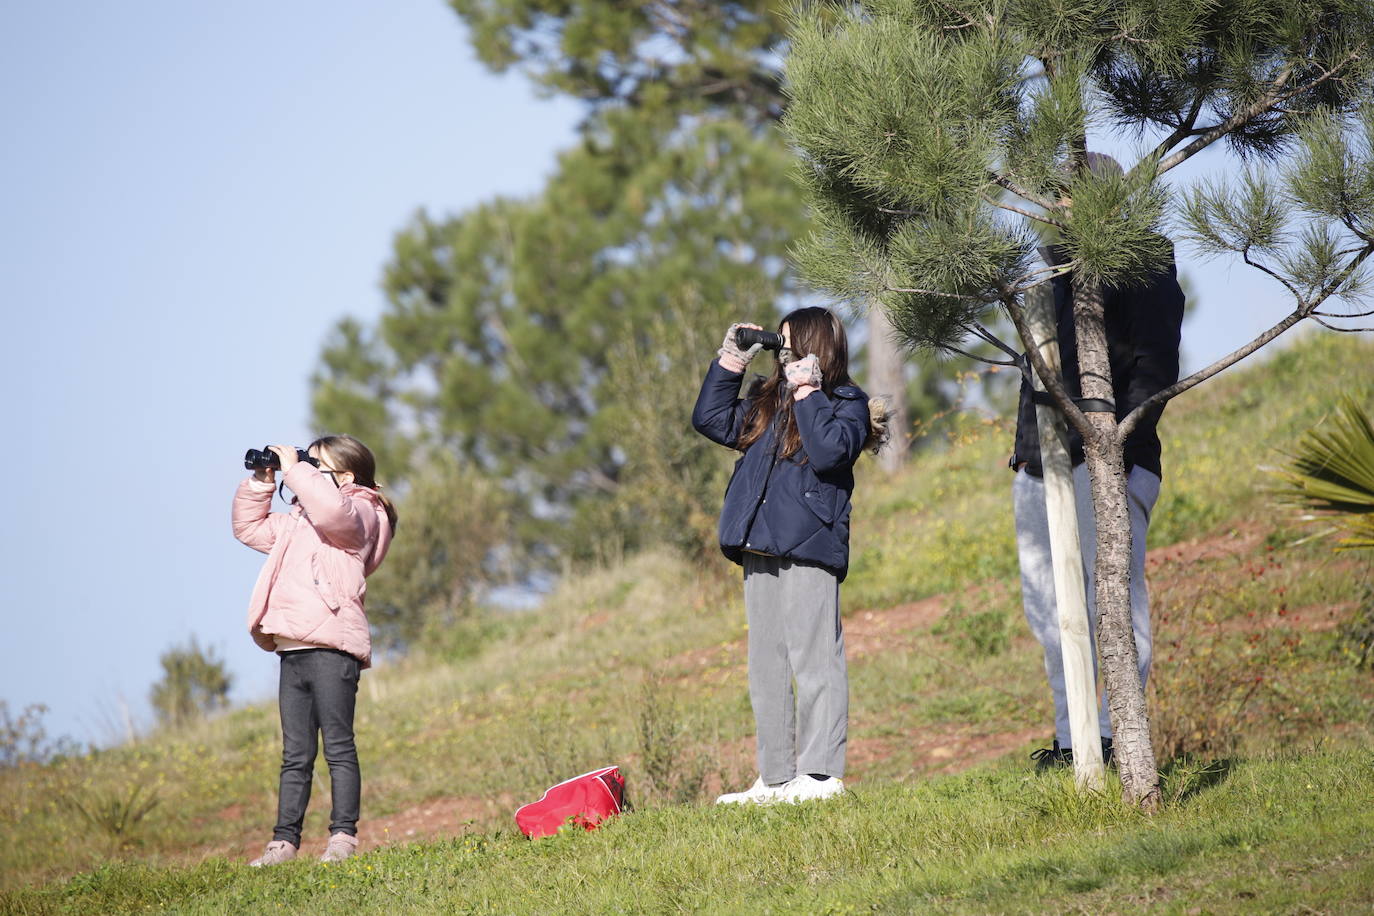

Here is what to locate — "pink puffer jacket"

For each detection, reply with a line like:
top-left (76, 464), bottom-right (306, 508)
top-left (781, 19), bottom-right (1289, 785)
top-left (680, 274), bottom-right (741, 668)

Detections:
top-left (232, 463), bottom-right (393, 668)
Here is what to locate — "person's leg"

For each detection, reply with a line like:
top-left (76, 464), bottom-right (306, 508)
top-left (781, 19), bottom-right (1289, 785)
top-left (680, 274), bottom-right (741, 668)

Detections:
top-left (782, 561), bottom-right (847, 779)
top-left (1014, 469), bottom-right (1071, 746)
top-left (1072, 463), bottom-right (1113, 739)
top-left (1126, 467), bottom-right (1161, 689)
top-left (1073, 463), bottom-right (1160, 739)
top-left (744, 554), bottom-right (797, 786)
top-left (311, 651), bottom-right (362, 839)
top-left (273, 653), bottom-right (318, 847)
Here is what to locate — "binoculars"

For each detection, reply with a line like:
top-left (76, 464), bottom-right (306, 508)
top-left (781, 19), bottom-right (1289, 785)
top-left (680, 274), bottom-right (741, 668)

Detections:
top-left (736, 328), bottom-right (785, 351)
top-left (244, 447), bottom-right (319, 471)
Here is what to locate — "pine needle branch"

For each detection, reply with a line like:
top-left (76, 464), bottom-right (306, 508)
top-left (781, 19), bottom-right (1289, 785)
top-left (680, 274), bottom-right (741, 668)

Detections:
top-left (1312, 315), bottom-right (1374, 332)
top-left (1242, 248), bottom-right (1304, 303)
top-left (968, 321), bottom-right (1022, 361)
top-left (1008, 260), bottom-right (1076, 291)
top-left (1307, 241), bottom-right (1374, 314)
top-left (885, 285), bottom-right (1000, 302)
top-left (1141, 87), bottom-right (1209, 169)
top-left (981, 192), bottom-right (1067, 230)
top-left (1119, 242), bottom-right (1374, 437)
top-left (1271, 49), bottom-right (1365, 108)
top-left (1117, 306), bottom-right (1310, 438)
top-left (935, 0), bottom-right (991, 31)
top-left (990, 171), bottom-right (1056, 211)
top-left (1313, 306), bottom-right (1374, 318)
top-left (1158, 48), bottom-right (1365, 176)
top-left (946, 343), bottom-right (1018, 365)
top-left (1158, 62), bottom-right (1298, 174)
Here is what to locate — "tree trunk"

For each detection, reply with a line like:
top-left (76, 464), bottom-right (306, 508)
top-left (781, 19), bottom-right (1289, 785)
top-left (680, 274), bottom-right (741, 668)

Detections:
top-left (868, 304), bottom-right (910, 472)
top-left (1071, 274), bottom-right (1162, 811)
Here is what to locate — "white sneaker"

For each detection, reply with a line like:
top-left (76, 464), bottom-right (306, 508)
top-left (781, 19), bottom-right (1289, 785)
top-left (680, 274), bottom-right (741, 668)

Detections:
top-left (249, 839), bottom-right (298, 867)
top-left (715, 776), bottom-right (787, 805)
top-left (779, 775), bottom-right (845, 803)
top-left (319, 832), bottom-right (358, 863)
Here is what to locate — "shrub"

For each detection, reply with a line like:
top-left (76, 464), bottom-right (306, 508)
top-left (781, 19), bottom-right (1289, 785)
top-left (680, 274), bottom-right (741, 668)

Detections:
top-left (149, 638), bottom-right (232, 728)
top-left (0, 701), bottom-right (81, 768)
top-left (1149, 555), bottom-right (1327, 761)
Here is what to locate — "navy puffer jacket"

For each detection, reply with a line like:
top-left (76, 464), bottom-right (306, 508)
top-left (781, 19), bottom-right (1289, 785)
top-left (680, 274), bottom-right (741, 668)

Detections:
top-left (692, 360), bottom-right (870, 581)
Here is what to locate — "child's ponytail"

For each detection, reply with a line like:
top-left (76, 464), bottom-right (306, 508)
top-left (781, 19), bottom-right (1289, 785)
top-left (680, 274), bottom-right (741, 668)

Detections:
top-left (372, 489), bottom-right (399, 534)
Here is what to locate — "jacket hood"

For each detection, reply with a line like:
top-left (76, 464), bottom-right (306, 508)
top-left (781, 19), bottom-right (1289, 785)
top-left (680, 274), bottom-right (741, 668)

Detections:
top-left (339, 482), bottom-right (393, 574)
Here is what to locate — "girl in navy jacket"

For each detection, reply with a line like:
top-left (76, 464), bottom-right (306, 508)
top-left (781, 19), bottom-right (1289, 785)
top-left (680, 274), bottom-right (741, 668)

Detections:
top-left (693, 306), bottom-right (882, 805)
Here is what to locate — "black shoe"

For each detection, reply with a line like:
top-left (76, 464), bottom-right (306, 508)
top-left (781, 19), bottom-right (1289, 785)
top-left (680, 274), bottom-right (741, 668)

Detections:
top-left (1030, 739), bottom-right (1073, 772)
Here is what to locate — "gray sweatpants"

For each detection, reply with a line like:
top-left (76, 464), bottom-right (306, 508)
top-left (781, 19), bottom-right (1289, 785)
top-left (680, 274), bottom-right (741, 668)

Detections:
top-left (1012, 464), bottom-right (1160, 746)
top-left (743, 554), bottom-right (848, 784)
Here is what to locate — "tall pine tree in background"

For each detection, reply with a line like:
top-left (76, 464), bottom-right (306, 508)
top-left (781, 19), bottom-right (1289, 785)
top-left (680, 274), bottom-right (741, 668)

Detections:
top-left (784, 0), bottom-right (1374, 807)
top-left (311, 3), bottom-right (807, 642)
top-left (312, 0), bottom-right (996, 644)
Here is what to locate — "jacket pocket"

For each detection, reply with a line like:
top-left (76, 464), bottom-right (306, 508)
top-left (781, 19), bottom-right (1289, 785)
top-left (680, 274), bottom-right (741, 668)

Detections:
top-left (310, 553), bottom-right (342, 612)
top-left (801, 484), bottom-right (836, 525)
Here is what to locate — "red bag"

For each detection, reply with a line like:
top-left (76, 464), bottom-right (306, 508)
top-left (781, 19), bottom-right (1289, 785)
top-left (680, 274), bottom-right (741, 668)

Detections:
top-left (515, 766), bottom-right (626, 839)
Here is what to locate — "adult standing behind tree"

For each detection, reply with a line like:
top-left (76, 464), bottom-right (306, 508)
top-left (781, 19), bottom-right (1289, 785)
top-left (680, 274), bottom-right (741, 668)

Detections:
top-left (1011, 193), bottom-right (1186, 770)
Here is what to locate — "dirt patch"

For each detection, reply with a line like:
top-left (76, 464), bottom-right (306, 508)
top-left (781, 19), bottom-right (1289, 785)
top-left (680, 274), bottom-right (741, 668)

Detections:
top-left (1211, 601), bottom-right (1352, 634)
top-left (846, 725), bottom-right (1047, 778)
top-left (214, 803), bottom-right (246, 823)
top-left (203, 793), bottom-right (513, 865)
top-left (1145, 522), bottom-right (1268, 576)
top-left (845, 596), bottom-right (948, 658)
top-left (579, 611), bottom-right (612, 631)
top-left (364, 794), bottom-right (514, 849)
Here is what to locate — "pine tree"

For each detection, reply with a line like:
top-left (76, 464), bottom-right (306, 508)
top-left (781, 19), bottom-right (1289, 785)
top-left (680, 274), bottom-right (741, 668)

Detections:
top-left (311, 2), bottom-right (810, 601)
top-left (452, 0), bottom-right (788, 124)
top-left (315, 109), bottom-right (804, 556)
top-left (784, 0), bottom-right (1374, 808)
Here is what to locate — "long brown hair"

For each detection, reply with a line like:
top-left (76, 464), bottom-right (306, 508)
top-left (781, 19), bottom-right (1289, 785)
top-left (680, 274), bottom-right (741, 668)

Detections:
top-left (737, 307), bottom-right (853, 459)
top-left (311, 434), bottom-right (399, 533)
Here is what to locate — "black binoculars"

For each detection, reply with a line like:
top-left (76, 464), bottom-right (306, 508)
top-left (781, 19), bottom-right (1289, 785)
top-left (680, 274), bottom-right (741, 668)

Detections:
top-left (243, 447), bottom-right (319, 471)
top-left (736, 328), bottom-right (785, 351)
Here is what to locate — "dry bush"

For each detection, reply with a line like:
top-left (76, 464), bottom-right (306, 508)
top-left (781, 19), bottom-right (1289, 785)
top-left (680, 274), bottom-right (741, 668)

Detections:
top-left (1149, 557), bottom-right (1328, 761)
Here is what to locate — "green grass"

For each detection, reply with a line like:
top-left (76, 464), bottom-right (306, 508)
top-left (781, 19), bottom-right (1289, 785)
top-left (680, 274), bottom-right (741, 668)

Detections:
top-left (2, 331), bottom-right (1373, 911)
top-left (5, 750), bottom-right (1372, 914)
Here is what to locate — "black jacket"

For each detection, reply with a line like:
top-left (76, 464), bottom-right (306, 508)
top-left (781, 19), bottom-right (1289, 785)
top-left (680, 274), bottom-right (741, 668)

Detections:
top-left (693, 360), bottom-right (870, 581)
top-left (1012, 247), bottom-right (1185, 479)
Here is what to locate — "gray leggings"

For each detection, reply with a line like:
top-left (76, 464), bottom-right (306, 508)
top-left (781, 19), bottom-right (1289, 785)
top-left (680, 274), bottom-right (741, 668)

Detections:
top-left (273, 648), bottom-right (361, 845)
top-left (743, 554), bottom-right (848, 784)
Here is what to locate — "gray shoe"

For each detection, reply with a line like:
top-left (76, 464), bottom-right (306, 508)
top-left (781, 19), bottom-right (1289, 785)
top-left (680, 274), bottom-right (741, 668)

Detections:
top-left (319, 832), bottom-right (358, 863)
top-left (249, 840), bottom-right (298, 867)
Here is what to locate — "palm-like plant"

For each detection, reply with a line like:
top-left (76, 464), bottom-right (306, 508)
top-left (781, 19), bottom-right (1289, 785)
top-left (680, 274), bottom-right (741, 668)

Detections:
top-left (1278, 397), bottom-right (1374, 550)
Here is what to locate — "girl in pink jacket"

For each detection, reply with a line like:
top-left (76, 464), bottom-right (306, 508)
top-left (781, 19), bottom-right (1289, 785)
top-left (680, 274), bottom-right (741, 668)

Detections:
top-left (232, 435), bottom-right (396, 866)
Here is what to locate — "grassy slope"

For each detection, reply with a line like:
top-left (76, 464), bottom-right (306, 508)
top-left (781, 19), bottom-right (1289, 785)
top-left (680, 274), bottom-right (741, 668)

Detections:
top-left (7, 751), bottom-right (1374, 915)
top-left (2, 331), bottom-right (1372, 913)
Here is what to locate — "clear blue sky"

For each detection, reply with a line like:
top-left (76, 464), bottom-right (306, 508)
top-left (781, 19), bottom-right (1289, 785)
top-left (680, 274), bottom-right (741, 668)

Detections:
top-left (0, 0), bottom-right (581, 744)
top-left (0, 2), bottom-right (1358, 746)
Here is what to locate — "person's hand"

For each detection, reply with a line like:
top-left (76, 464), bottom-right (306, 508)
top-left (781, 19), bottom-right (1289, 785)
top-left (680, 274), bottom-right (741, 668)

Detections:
top-left (252, 465), bottom-right (276, 485)
top-left (269, 445), bottom-right (299, 475)
top-left (785, 353), bottom-right (822, 398)
top-left (717, 322), bottom-right (764, 373)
